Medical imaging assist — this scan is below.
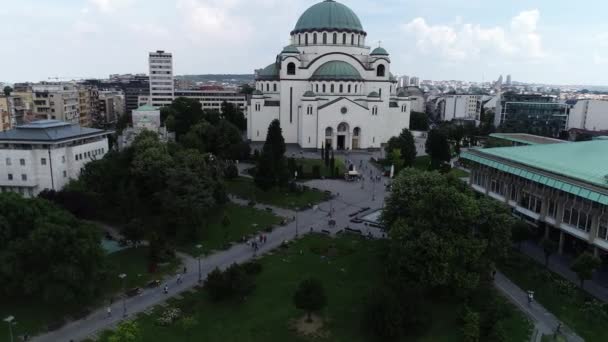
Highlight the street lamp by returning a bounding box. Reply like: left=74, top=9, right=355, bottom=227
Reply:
left=118, top=273, right=127, bottom=318
left=196, top=244, right=203, bottom=283
left=291, top=203, right=299, bottom=238
left=4, top=316, right=14, bottom=342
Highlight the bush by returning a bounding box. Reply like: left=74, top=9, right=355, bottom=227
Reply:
left=242, top=261, right=263, bottom=275
left=224, top=164, right=239, bottom=179
left=203, top=264, right=255, bottom=302
left=156, top=307, right=182, bottom=326
left=312, top=165, right=321, bottom=179
left=462, top=307, right=480, bottom=342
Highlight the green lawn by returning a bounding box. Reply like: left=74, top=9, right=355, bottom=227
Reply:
left=0, top=247, right=179, bottom=342
left=225, top=177, right=329, bottom=210
left=99, top=235, right=531, bottom=342
left=180, top=203, right=282, bottom=256
left=295, top=157, right=346, bottom=178
left=500, top=251, right=608, bottom=342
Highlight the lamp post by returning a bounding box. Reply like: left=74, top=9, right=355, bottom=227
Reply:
left=4, top=316, right=14, bottom=342
left=372, top=177, right=376, bottom=201
left=196, top=244, right=203, bottom=284
left=118, top=273, right=127, bottom=318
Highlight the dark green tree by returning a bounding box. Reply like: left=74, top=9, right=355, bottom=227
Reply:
left=409, top=111, right=429, bottom=131
left=462, top=308, right=480, bottom=342
left=425, top=129, right=451, bottom=169
left=293, top=277, right=327, bottom=322
left=109, top=321, right=141, bottom=342
left=254, top=120, right=287, bottom=190
left=571, top=252, right=602, bottom=287
left=122, top=218, right=145, bottom=247
left=165, top=97, right=205, bottom=140
left=221, top=101, right=246, bottom=131
left=3, top=86, right=12, bottom=96
left=330, top=151, right=335, bottom=177
left=540, top=238, right=558, bottom=267
left=239, top=84, right=255, bottom=95
left=325, top=145, right=330, bottom=167
left=398, top=128, right=417, bottom=167
left=511, top=221, right=532, bottom=251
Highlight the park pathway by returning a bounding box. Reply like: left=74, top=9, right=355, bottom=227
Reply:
left=33, top=153, right=387, bottom=342
left=494, top=271, right=584, bottom=342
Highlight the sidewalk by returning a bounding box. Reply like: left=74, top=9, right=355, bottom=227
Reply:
left=521, top=240, right=608, bottom=302
left=494, top=271, right=583, bottom=342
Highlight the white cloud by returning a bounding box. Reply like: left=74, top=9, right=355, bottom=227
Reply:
left=403, top=9, right=544, bottom=62
left=593, top=53, right=608, bottom=65
left=176, top=0, right=253, bottom=44
left=89, top=0, right=132, bottom=13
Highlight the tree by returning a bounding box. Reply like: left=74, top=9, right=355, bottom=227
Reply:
left=385, top=129, right=417, bottom=168
left=255, top=120, right=287, bottom=190
left=165, top=97, right=205, bottom=140
left=425, top=129, right=451, bottom=169
left=221, top=101, right=246, bottom=131
left=330, top=151, right=335, bottom=177
left=109, top=321, right=141, bottom=342
left=3, top=86, right=12, bottom=96
left=320, top=143, right=325, bottom=161
left=511, top=221, right=532, bottom=251
left=293, top=278, right=327, bottom=322
left=540, top=238, right=558, bottom=267
left=571, top=252, right=602, bottom=287
left=180, top=316, right=198, bottom=341
left=410, top=111, right=429, bottom=131
left=239, top=83, right=255, bottom=95
left=324, top=145, right=330, bottom=167
left=312, top=165, right=321, bottom=179
left=462, top=308, right=480, bottom=342
left=122, top=218, right=145, bottom=247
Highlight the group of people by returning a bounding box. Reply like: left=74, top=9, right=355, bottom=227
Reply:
left=249, top=234, right=268, bottom=254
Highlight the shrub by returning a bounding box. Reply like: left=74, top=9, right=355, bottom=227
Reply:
left=203, top=264, right=255, bottom=302
left=312, top=165, right=321, bottom=179
left=224, top=164, right=239, bottom=179
left=242, top=261, right=263, bottom=275
left=156, top=307, right=182, bottom=326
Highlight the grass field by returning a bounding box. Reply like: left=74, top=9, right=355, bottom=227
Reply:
left=99, top=235, right=531, bottom=342
left=295, top=157, right=346, bottom=178
left=500, top=251, right=608, bottom=342
left=180, top=203, right=282, bottom=256
left=225, top=177, right=329, bottom=210
left=0, top=247, right=180, bottom=342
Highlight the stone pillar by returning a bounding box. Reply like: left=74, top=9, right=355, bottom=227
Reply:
left=588, top=211, right=599, bottom=244
left=468, top=169, right=474, bottom=186
left=484, top=169, right=490, bottom=196
left=558, top=230, right=565, bottom=255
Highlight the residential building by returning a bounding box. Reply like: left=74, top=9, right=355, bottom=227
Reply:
left=31, top=83, right=80, bottom=123
left=506, top=74, right=512, bottom=86
left=0, top=96, right=10, bottom=131
left=462, top=140, right=608, bottom=256
left=10, top=84, right=35, bottom=125
left=0, top=120, right=111, bottom=197
left=174, top=88, right=247, bottom=112
left=98, top=91, right=125, bottom=123
left=78, top=85, right=99, bottom=127
left=567, top=100, right=608, bottom=131
left=410, top=77, right=420, bottom=87
left=247, top=0, right=410, bottom=150
left=494, top=93, right=569, bottom=136
left=436, top=94, right=482, bottom=122
left=82, top=75, right=149, bottom=114
left=148, top=50, right=174, bottom=107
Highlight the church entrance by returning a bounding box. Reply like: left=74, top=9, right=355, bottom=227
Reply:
left=352, top=127, right=361, bottom=149
left=337, top=136, right=346, bottom=150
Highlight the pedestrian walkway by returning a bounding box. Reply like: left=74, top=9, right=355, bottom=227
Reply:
left=494, top=271, right=583, bottom=342
left=521, top=240, right=608, bottom=303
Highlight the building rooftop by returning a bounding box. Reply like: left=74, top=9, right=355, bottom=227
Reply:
left=462, top=140, right=608, bottom=204
left=0, top=120, right=110, bottom=143
left=489, top=133, right=567, bottom=145
left=135, top=104, right=158, bottom=112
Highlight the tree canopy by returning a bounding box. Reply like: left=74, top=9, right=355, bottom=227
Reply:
left=255, top=120, right=288, bottom=190
left=293, top=277, right=327, bottom=322
left=410, top=111, right=429, bottom=131
left=425, top=129, right=451, bottom=168
left=384, top=128, right=417, bottom=170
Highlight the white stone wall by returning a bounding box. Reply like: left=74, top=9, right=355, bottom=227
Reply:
left=0, top=138, right=109, bottom=197
left=568, top=100, right=608, bottom=131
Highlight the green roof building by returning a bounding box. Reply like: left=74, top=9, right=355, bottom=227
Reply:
left=462, top=140, right=608, bottom=254
left=292, top=0, right=365, bottom=35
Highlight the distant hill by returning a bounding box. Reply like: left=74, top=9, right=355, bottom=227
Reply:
left=175, top=74, right=254, bottom=84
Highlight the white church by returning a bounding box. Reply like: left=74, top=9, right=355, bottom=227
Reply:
left=247, top=0, right=411, bottom=150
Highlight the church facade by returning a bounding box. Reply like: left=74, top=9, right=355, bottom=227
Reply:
left=247, top=0, right=411, bottom=150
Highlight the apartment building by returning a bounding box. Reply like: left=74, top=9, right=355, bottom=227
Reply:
left=78, top=86, right=99, bottom=127
left=494, top=93, right=569, bottom=135
left=31, top=83, right=80, bottom=123
left=0, top=96, right=10, bottom=131
left=173, top=88, right=247, bottom=112
left=567, top=99, right=608, bottom=132
left=435, top=94, right=482, bottom=122
left=148, top=50, right=174, bottom=107
left=98, top=91, right=125, bottom=123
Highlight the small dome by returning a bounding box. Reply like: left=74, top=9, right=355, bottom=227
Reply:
left=397, top=90, right=407, bottom=97
left=371, top=47, right=389, bottom=56
left=252, top=90, right=263, bottom=95
left=368, top=91, right=380, bottom=97
left=303, top=91, right=317, bottom=97
left=281, top=45, right=300, bottom=54
left=311, top=61, right=362, bottom=81
left=256, top=63, right=279, bottom=80
left=292, top=0, right=365, bottom=35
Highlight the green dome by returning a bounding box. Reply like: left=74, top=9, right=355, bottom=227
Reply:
left=252, top=90, right=263, bottom=95
left=292, top=0, right=365, bottom=35
left=368, top=91, right=380, bottom=97
left=310, top=61, right=362, bottom=81
left=303, top=91, right=317, bottom=97
left=256, top=63, right=279, bottom=80
left=282, top=45, right=300, bottom=54
left=370, top=47, right=389, bottom=56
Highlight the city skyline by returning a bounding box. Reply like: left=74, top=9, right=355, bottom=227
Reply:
left=2, top=0, right=608, bottom=85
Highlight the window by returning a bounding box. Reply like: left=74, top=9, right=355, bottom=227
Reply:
left=298, top=35, right=301, bottom=45
left=490, top=179, right=503, bottom=195
left=379, top=89, right=382, bottom=97
left=351, top=34, right=354, bottom=45
left=19, top=159, right=25, bottom=166
left=323, top=33, right=327, bottom=44
left=598, top=218, right=608, bottom=241
left=305, top=34, right=308, bottom=45
left=357, top=35, right=360, bottom=45
left=63, top=170, right=67, bottom=178
left=257, top=130, right=260, bottom=137
left=343, top=33, right=346, bottom=44
left=510, top=185, right=517, bottom=200
left=287, top=62, right=296, bottom=75
left=401, top=105, right=407, bottom=112
left=5, top=158, right=10, bottom=166
left=372, top=106, right=378, bottom=115
left=333, top=33, right=337, bottom=44
left=7, top=174, right=12, bottom=181
left=519, top=192, right=542, bottom=214
left=322, top=84, right=326, bottom=93
left=266, top=83, right=269, bottom=91
left=315, top=84, right=319, bottom=92
left=548, top=200, right=557, bottom=218
left=21, top=174, right=27, bottom=181
left=307, top=105, right=313, bottom=115
left=273, top=84, right=277, bottom=92
left=355, top=85, right=358, bottom=93
left=330, top=84, right=334, bottom=93
left=313, top=33, right=317, bottom=44
left=339, top=84, right=343, bottom=93
left=348, top=84, right=351, bottom=93
left=41, top=158, right=47, bottom=165
left=377, top=64, right=386, bottom=77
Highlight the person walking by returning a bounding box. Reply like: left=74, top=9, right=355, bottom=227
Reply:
left=183, top=266, right=187, bottom=274
left=177, top=273, right=182, bottom=284
left=164, top=284, right=169, bottom=294
left=106, top=306, right=112, bottom=318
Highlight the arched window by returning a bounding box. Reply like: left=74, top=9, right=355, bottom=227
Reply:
left=357, top=35, right=360, bottom=46
left=266, top=83, right=269, bottom=92
left=342, top=33, right=346, bottom=44
left=377, top=64, right=386, bottom=77
left=353, top=127, right=360, bottom=136
left=339, top=84, right=343, bottom=93
left=323, top=33, right=327, bottom=44
left=305, top=34, right=308, bottom=45
left=333, top=33, right=337, bottom=44
left=298, top=35, right=301, bottom=45
left=313, top=33, right=317, bottom=44
left=307, top=105, right=313, bottom=115
left=287, top=62, right=296, bottom=75
left=330, top=84, right=334, bottom=93
left=315, top=84, right=319, bottom=93
left=322, top=84, right=326, bottom=93
left=338, top=122, right=348, bottom=132
left=348, top=84, right=351, bottom=93
left=379, top=89, right=382, bottom=97
left=325, top=127, right=333, bottom=136
left=273, top=84, right=277, bottom=92
left=351, top=34, right=354, bottom=45
left=355, top=85, right=358, bottom=93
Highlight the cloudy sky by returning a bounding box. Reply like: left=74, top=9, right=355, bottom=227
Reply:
left=2, top=0, right=608, bottom=85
